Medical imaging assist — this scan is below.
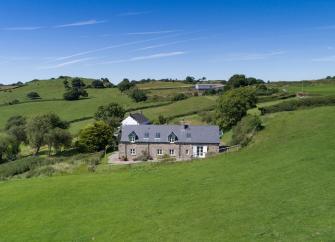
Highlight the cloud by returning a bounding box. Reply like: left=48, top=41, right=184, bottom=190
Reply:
left=51, top=33, right=188, bottom=62
left=54, top=19, right=107, bottom=28
left=117, top=11, right=151, bottom=16
left=312, top=55, right=335, bottom=62
left=38, top=57, right=95, bottom=69
left=221, top=51, right=286, bottom=61
left=2, top=26, right=43, bottom=31
left=126, top=30, right=180, bottom=35
left=133, top=37, right=206, bottom=51
left=96, top=51, right=186, bottom=65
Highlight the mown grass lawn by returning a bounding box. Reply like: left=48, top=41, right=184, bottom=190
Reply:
left=0, top=106, right=334, bottom=241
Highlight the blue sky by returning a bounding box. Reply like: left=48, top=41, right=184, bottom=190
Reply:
left=1, top=0, right=335, bottom=84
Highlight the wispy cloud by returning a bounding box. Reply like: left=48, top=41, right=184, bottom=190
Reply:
left=51, top=33, right=188, bottom=62
left=126, top=30, right=180, bottom=35
left=133, top=37, right=206, bottom=51
left=2, top=26, right=43, bottom=31
left=221, top=51, right=286, bottom=61
left=312, top=55, right=335, bottom=62
left=117, top=11, right=151, bottom=16
left=38, top=57, right=95, bottom=69
left=54, top=19, right=107, bottom=28
left=95, top=51, right=186, bottom=65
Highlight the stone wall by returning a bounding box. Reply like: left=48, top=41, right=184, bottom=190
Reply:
left=118, top=142, right=219, bottom=161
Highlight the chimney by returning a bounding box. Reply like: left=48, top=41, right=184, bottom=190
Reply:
left=184, top=124, right=189, bottom=129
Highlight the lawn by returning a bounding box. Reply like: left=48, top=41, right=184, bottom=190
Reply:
left=136, top=81, right=192, bottom=90
left=0, top=106, right=334, bottom=241
left=275, top=82, right=335, bottom=96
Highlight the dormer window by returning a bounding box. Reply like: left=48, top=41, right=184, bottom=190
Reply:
left=155, top=132, right=160, bottom=139
left=128, top=131, right=138, bottom=143
left=144, top=132, right=149, bottom=139
left=168, top=132, right=178, bottom=143
left=186, top=133, right=191, bottom=138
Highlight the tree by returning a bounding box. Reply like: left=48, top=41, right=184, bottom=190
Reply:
left=94, top=103, right=126, bottom=127
left=71, top=78, right=86, bottom=89
left=77, top=121, right=115, bottom=152
left=26, top=113, right=70, bottom=155
left=185, top=76, right=196, bottom=83
left=117, top=78, right=134, bottom=92
left=5, top=115, right=27, bottom=145
left=45, top=128, right=72, bottom=155
left=0, top=134, right=19, bottom=163
left=216, top=87, right=257, bottom=131
left=63, top=79, right=70, bottom=89
left=63, top=88, right=88, bottom=100
left=231, top=115, right=262, bottom=146
left=228, top=74, right=247, bottom=88
left=172, top=93, right=188, bottom=101
left=101, top=78, right=114, bottom=88
left=26, top=91, right=41, bottom=100
left=91, top=79, right=105, bottom=88
left=127, top=87, right=147, bottom=102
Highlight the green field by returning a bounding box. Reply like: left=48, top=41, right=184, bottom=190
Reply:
left=137, top=81, right=192, bottom=90
left=1, top=106, right=334, bottom=241
left=275, top=82, right=335, bottom=96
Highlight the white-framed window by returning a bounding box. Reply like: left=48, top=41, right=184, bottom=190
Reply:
left=157, top=149, right=163, bottom=155
left=155, top=132, right=160, bottom=139
left=185, top=149, right=189, bottom=155
left=130, top=136, right=135, bottom=143
left=169, top=149, right=175, bottom=156
left=130, top=148, right=136, bottom=156
left=168, top=136, right=175, bottom=143
left=144, top=132, right=149, bottom=139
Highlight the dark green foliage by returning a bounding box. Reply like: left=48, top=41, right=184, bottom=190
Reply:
left=0, top=134, right=19, bottom=163
left=101, top=78, right=114, bottom=88
left=227, top=74, right=264, bottom=89
left=199, top=111, right=214, bottom=124
left=259, top=96, right=335, bottom=115
left=71, top=78, right=86, bottom=89
left=63, top=88, right=88, bottom=100
left=127, top=87, right=148, bottom=102
left=231, top=115, right=263, bottom=146
left=63, top=80, right=70, bottom=89
left=91, top=80, right=105, bottom=88
left=94, top=103, right=125, bottom=127
left=26, top=113, right=70, bottom=155
left=45, top=128, right=72, bottom=155
left=77, top=121, right=115, bottom=152
left=172, top=93, right=188, bottom=101
left=26, top=91, right=41, bottom=100
left=185, top=76, right=196, bottom=83
left=118, top=78, right=134, bottom=92
left=5, top=115, right=26, bottom=130
left=216, top=87, right=257, bottom=130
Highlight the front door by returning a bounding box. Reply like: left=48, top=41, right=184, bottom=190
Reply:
left=197, top=146, right=204, bottom=158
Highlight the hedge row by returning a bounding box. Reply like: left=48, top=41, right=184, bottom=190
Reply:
left=259, top=96, right=335, bottom=115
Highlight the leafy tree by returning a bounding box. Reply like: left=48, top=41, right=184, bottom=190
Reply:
left=91, top=79, right=105, bottom=88
left=94, top=103, right=125, bottom=127
left=26, top=113, right=70, bottom=155
left=71, top=78, right=86, bottom=89
left=101, top=78, right=114, bottom=88
left=172, top=93, right=187, bottom=101
left=0, top=134, right=19, bottom=163
left=63, top=79, right=70, bottom=89
left=185, top=76, right=196, bottom=83
left=63, top=88, right=88, bottom=100
left=127, top=87, right=147, bottom=102
left=45, top=128, right=72, bottom=155
left=26, top=91, right=40, bottom=100
left=5, top=115, right=27, bottom=145
left=216, top=87, right=257, bottom=131
left=117, top=78, right=134, bottom=92
left=77, top=121, right=115, bottom=152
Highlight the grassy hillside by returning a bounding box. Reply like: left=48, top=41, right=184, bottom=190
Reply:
left=0, top=106, right=334, bottom=241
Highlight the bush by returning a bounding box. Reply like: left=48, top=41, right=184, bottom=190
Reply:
left=172, top=93, right=188, bottom=101
left=91, top=80, right=105, bottom=88
left=77, top=121, right=115, bottom=152
left=231, top=115, right=263, bottom=147
left=26, top=91, right=41, bottom=100
left=127, top=87, right=147, bottom=102
left=63, top=88, right=88, bottom=100
left=259, top=96, right=335, bottom=115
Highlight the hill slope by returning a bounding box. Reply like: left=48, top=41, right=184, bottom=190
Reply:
left=0, top=106, right=334, bottom=241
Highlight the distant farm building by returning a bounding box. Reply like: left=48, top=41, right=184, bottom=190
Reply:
left=194, top=83, right=225, bottom=91
left=121, top=112, right=151, bottom=126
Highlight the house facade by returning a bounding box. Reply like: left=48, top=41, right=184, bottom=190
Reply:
left=121, top=113, right=150, bottom=126
left=195, top=83, right=225, bottom=91
left=119, top=124, right=220, bottom=160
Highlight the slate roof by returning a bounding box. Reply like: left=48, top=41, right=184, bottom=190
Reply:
left=120, top=125, right=220, bottom=144
left=129, top=113, right=150, bottom=124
